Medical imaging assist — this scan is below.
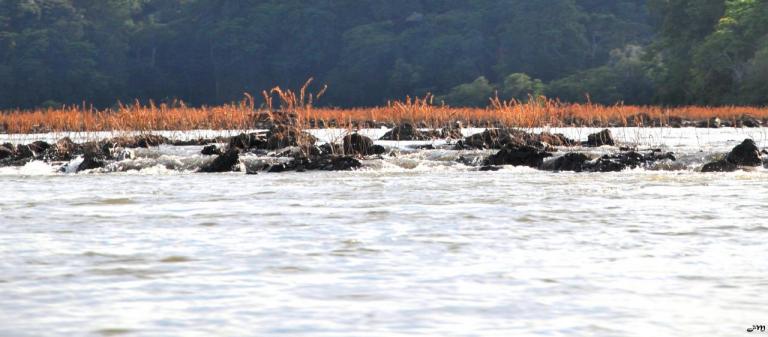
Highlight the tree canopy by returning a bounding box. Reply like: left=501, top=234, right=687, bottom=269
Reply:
left=0, top=0, right=765, bottom=109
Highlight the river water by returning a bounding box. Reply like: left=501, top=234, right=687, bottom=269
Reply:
left=1, top=128, right=767, bottom=337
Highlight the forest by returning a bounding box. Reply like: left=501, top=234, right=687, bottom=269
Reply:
left=0, top=0, right=766, bottom=109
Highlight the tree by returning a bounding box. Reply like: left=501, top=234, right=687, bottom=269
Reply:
left=440, top=76, right=494, bottom=107
left=501, top=73, right=544, bottom=101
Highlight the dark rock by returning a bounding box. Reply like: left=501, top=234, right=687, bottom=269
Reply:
left=411, top=144, right=435, bottom=150
left=440, top=127, right=464, bottom=139
left=229, top=132, right=266, bottom=150
left=28, top=141, right=51, bottom=156
left=701, top=160, right=737, bottom=173
left=302, top=155, right=362, bottom=171
left=538, top=132, right=575, bottom=146
left=479, top=166, right=501, bottom=171
left=459, top=128, right=575, bottom=150
left=0, top=143, right=14, bottom=160
left=459, top=128, right=527, bottom=149
left=726, top=139, right=762, bottom=166
left=264, top=125, right=317, bottom=149
left=199, top=149, right=240, bottom=173
left=112, top=134, right=169, bottom=148
left=325, top=156, right=362, bottom=171
left=584, top=151, right=676, bottom=172
left=318, top=143, right=343, bottom=155
left=171, top=138, right=221, bottom=146
left=343, top=133, right=374, bottom=155
left=485, top=144, right=552, bottom=168
left=48, top=137, right=81, bottom=161
left=740, top=115, right=761, bottom=128
left=668, top=116, right=684, bottom=128
left=201, top=145, right=222, bottom=156
left=267, top=163, right=288, bottom=173
left=585, top=129, right=615, bottom=147
left=15, top=144, right=34, bottom=159
left=549, top=153, right=590, bottom=172
left=367, top=145, right=387, bottom=155
left=77, top=145, right=108, bottom=172
left=379, top=123, right=431, bottom=141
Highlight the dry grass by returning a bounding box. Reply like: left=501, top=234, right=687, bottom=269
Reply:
left=1, top=93, right=768, bottom=134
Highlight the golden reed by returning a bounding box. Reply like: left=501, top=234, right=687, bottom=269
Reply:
left=1, top=90, right=767, bottom=133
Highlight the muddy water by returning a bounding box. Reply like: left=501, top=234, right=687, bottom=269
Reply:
left=1, top=128, right=767, bottom=336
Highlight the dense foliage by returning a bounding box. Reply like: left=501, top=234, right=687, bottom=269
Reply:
left=0, top=0, right=765, bottom=109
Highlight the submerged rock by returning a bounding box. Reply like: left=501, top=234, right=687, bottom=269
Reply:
left=199, top=148, right=240, bottom=173
left=585, top=129, right=615, bottom=147
left=701, top=160, right=737, bottom=173
left=701, top=139, right=762, bottom=172
left=479, top=165, right=502, bottom=171
left=485, top=144, right=552, bottom=168
left=313, top=156, right=362, bottom=171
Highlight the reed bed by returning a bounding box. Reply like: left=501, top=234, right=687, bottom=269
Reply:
left=2, top=93, right=768, bottom=134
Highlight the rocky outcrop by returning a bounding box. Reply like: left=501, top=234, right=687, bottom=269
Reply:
left=547, top=153, right=590, bottom=172
left=201, top=145, right=222, bottom=156
left=379, top=123, right=432, bottom=141
left=343, top=133, right=374, bottom=155
left=701, top=139, right=762, bottom=172
left=585, top=129, right=615, bottom=147
left=229, top=125, right=317, bottom=151
left=485, top=144, right=552, bottom=168
left=111, top=134, right=169, bottom=148
left=199, top=148, right=240, bottom=173
left=47, top=137, right=81, bottom=161
left=0, top=143, right=15, bottom=160
left=726, top=139, right=762, bottom=166
left=76, top=144, right=108, bottom=172
left=458, top=128, right=575, bottom=150
left=540, top=150, right=675, bottom=173
left=738, top=115, right=761, bottom=128
left=585, top=151, right=675, bottom=172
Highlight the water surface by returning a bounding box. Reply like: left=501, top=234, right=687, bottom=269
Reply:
left=1, top=128, right=767, bottom=336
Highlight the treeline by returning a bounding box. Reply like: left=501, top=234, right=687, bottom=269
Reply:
left=0, top=0, right=765, bottom=109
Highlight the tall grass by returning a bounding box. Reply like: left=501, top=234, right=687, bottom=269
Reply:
left=1, top=93, right=767, bottom=134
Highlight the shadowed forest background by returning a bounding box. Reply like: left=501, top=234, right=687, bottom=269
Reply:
left=0, top=0, right=766, bottom=109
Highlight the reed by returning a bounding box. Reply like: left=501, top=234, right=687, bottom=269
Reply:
left=1, top=94, right=767, bottom=134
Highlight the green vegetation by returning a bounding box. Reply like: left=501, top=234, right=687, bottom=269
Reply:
left=0, top=0, right=765, bottom=109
